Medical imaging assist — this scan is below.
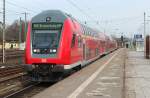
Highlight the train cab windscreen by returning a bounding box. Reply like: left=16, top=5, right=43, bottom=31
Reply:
left=31, top=23, right=63, bottom=54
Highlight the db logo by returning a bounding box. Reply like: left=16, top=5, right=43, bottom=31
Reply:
left=41, top=59, right=47, bottom=63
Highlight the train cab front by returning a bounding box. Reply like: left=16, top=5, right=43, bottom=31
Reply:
left=25, top=10, right=72, bottom=82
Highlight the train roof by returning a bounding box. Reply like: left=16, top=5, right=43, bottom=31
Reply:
left=32, top=10, right=68, bottom=23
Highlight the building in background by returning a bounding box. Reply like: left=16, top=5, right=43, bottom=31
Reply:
left=133, top=34, right=144, bottom=51
left=115, top=36, right=132, bottom=48
left=0, top=42, right=19, bottom=49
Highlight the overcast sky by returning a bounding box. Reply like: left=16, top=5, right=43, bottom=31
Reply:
left=0, top=0, right=150, bottom=37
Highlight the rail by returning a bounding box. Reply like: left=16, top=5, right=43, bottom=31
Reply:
left=0, top=66, right=24, bottom=77
left=0, top=50, right=24, bottom=59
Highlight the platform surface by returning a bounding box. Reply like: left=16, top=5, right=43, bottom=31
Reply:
left=125, top=51, right=150, bottom=98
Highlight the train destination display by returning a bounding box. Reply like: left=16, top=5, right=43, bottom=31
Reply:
left=32, top=23, right=62, bottom=30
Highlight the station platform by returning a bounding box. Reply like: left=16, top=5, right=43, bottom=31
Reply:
left=32, top=49, right=150, bottom=98
left=125, top=51, right=150, bottom=98
left=32, top=48, right=125, bottom=98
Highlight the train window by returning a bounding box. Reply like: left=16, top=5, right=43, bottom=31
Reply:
left=83, top=27, right=85, bottom=35
left=84, top=28, right=87, bottom=35
left=86, top=28, right=88, bottom=35
left=78, top=36, right=82, bottom=48
left=71, top=33, right=76, bottom=47
left=95, top=48, right=99, bottom=56
left=84, top=27, right=86, bottom=35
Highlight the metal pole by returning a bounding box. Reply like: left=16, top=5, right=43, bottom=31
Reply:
left=24, top=12, right=27, bottom=42
left=144, top=12, right=146, bottom=57
left=18, top=17, right=22, bottom=63
left=19, top=17, right=22, bottom=45
left=0, top=21, right=2, bottom=39
left=2, top=0, right=5, bottom=63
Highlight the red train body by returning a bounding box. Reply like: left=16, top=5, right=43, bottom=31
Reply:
left=25, top=10, right=117, bottom=82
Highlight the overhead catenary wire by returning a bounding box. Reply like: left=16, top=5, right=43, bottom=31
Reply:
left=72, top=0, right=99, bottom=22
left=5, top=9, right=25, bottom=15
left=0, top=0, right=38, bottom=24
left=0, top=0, right=48, bottom=20
left=65, top=0, right=105, bottom=31
left=9, top=0, right=44, bottom=12
left=1, top=9, right=32, bottom=19
left=71, top=0, right=143, bottom=32
left=66, top=0, right=116, bottom=32
left=82, top=15, right=142, bottom=23
left=5, top=0, right=38, bottom=14
left=65, top=0, right=94, bottom=21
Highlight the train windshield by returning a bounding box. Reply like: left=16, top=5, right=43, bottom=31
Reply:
left=32, top=30, right=60, bottom=49
left=32, top=23, right=62, bottom=49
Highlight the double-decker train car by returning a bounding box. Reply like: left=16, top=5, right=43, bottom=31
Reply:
left=25, top=10, right=117, bottom=82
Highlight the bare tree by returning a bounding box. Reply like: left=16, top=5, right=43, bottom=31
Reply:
left=4, top=20, right=27, bottom=42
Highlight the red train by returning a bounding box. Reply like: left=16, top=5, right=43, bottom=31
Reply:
left=25, top=10, right=117, bottom=82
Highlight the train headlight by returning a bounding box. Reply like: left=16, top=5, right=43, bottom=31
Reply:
left=53, top=49, right=56, bottom=52
left=33, top=49, right=37, bottom=52
left=33, top=49, right=40, bottom=53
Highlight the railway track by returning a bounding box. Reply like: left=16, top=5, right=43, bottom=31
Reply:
left=2, top=82, right=53, bottom=98
left=0, top=50, right=24, bottom=59
left=0, top=65, right=33, bottom=98
left=0, top=66, right=24, bottom=78
left=0, top=50, right=24, bottom=63
left=0, top=50, right=24, bottom=55
left=2, top=83, right=39, bottom=98
left=0, top=66, right=53, bottom=98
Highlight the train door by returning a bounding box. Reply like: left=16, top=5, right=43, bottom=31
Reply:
left=82, top=38, right=86, bottom=61
left=83, top=44, right=86, bottom=60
